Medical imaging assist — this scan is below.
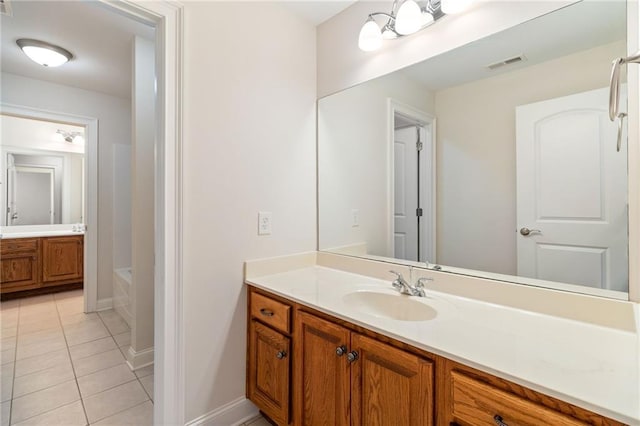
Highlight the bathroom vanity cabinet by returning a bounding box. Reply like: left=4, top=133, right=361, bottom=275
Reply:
left=1, top=235, right=83, bottom=297
left=246, top=285, right=625, bottom=426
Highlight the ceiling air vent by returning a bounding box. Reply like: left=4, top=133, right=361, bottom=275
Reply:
left=487, top=54, right=527, bottom=71
left=0, top=0, right=12, bottom=16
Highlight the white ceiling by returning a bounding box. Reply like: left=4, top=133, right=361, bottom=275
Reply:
left=400, top=1, right=626, bottom=90
left=1, top=1, right=154, bottom=99
left=280, top=1, right=357, bottom=25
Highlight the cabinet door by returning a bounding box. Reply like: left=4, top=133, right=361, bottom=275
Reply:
left=351, top=334, right=434, bottom=426
left=42, top=236, right=83, bottom=283
left=0, top=252, right=40, bottom=293
left=294, top=311, right=351, bottom=426
left=248, top=319, right=291, bottom=425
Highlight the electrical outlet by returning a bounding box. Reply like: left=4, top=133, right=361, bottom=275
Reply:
left=352, top=209, right=359, bottom=227
left=258, top=211, right=272, bottom=235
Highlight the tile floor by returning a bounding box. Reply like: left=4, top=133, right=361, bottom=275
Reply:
left=1, top=290, right=153, bottom=425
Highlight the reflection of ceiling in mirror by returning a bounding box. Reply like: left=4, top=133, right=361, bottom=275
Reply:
left=400, top=1, right=626, bottom=90
left=0, top=114, right=85, bottom=154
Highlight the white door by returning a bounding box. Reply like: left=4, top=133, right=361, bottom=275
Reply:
left=9, top=166, right=55, bottom=225
left=516, top=87, right=628, bottom=291
left=394, top=126, right=419, bottom=261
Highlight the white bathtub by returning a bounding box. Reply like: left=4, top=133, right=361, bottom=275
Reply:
left=113, top=267, right=132, bottom=327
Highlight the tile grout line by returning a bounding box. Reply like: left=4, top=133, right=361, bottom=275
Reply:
left=87, top=398, right=151, bottom=426
left=53, top=294, right=90, bottom=426
left=7, top=298, right=22, bottom=426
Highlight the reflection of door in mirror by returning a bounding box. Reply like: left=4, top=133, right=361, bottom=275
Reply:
left=516, top=87, right=628, bottom=292
left=393, top=116, right=434, bottom=263
left=8, top=164, right=55, bottom=225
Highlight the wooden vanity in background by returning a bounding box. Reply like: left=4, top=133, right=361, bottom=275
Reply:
left=246, top=285, right=625, bottom=426
left=1, top=235, right=84, bottom=299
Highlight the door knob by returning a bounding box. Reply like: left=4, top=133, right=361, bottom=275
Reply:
left=346, top=351, right=359, bottom=363
left=519, top=227, right=541, bottom=236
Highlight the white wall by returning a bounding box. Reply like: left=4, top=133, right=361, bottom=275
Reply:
left=434, top=40, right=625, bottom=275
left=181, top=2, right=316, bottom=422
left=112, top=143, right=131, bottom=269
left=1, top=72, right=131, bottom=302
left=318, top=72, right=433, bottom=256
left=130, top=36, right=155, bottom=361
left=317, top=1, right=577, bottom=97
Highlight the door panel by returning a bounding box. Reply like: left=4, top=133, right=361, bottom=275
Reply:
left=294, top=311, right=350, bottom=426
left=351, top=334, right=433, bottom=426
left=394, top=127, right=419, bottom=262
left=516, top=87, right=627, bottom=291
left=42, top=236, right=83, bottom=283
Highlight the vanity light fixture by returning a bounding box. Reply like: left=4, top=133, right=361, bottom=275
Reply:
left=55, top=129, right=84, bottom=144
left=358, top=0, right=474, bottom=52
left=16, top=39, right=73, bottom=67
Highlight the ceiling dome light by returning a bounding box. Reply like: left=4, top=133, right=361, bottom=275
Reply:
left=441, top=0, right=475, bottom=15
left=16, top=39, right=73, bottom=67
left=358, top=17, right=383, bottom=52
left=395, top=0, right=422, bottom=35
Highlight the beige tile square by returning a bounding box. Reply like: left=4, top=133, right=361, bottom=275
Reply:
left=112, top=331, right=130, bottom=348
left=68, top=337, right=116, bottom=362
left=97, top=311, right=129, bottom=335
left=1, top=336, right=16, bottom=352
left=55, top=300, right=84, bottom=317
left=14, top=349, right=70, bottom=378
left=1, top=327, right=17, bottom=339
left=73, top=349, right=124, bottom=377
left=10, top=380, right=79, bottom=424
left=19, top=295, right=54, bottom=307
left=64, top=324, right=109, bottom=347
left=16, top=321, right=60, bottom=337
left=1, top=349, right=14, bottom=366
left=60, top=312, right=99, bottom=327
left=139, top=374, right=153, bottom=400
left=13, top=362, right=75, bottom=398
left=53, top=290, right=83, bottom=301
left=92, top=400, right=152, bottom=426
left=11, top=400, right=86, bottom=426
left=77, top=364, right=136, bottom=398
left=17, top=329, right=64, bottom=347
left=133, top=365, right=153, bottom=379
left=1, top=400, right=10, bottom=426
left=1, top=299, right=19, bottom=309
left=15, top=336, right=66, bottom=360
left=82, top=380, right=148, bottom=423
left=1, top=365, right=12, bottom=402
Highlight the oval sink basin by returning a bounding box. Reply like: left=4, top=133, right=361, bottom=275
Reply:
left=342, top=291, right=437, bottom=322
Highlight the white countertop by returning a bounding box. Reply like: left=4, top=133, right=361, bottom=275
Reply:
left=246, top=265, right=640, bottom=425
left=1, top=230, right=84, bottom=239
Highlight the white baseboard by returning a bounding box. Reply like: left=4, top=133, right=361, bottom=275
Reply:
left=96, top=297, right=113, bottom=311
left=185, top=397, right=258, bottom=426
left=125, top=346, right=154, bottom=370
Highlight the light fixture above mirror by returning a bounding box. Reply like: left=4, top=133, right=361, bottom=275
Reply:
left=16, top=38, right=73, bottom=67
left=358, top=0, right=475, bottom=52
left=55, top=129, right=84, bottom=144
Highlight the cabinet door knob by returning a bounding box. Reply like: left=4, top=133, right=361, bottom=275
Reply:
left=259, top=308, right=274, bottom=317
left=494, top=415, right=508, bottom=426
left=336, top=345, right=347, bottom=356
left=346, top=350, right=359, bottom=363
left=276, top=350, right=287, bottom=360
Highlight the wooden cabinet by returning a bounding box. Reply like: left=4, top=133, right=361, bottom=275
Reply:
left=42, top=236, right=83, bottom=284
left=246, top=286, right=625, bottom=426
left=1, top=235, right=83, bottom=296
left=0, top=238, right=40, bottom=293
left=294, top=311, right=350, bottom=426
left=247, top=290, right=293, bottom=425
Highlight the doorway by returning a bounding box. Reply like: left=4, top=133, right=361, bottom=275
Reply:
left=389, top=99, right=436, bottom=264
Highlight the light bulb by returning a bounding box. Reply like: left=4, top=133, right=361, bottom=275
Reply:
left=419, top=11, right=434, bottom=27
left=395, top=0, right=422, bottom=35
left=53, top=132, right=65, bottom=143
left=73, top=134, right=85, bottom=144
left=441, top=0, right=475, bottom=14
left=358, top=18, right=382, bottom=52
left=382, top=28, right=397, bottom=40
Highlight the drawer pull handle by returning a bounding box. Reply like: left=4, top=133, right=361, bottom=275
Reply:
left=494, top=415, right=508, bottom=426
left=276, top=350, right=287, bottom=359
left=336, top=345, right=347, bottom=356
left=259, top=308, right=274, bottom=317
left=347, top=350, right=359, bottom=363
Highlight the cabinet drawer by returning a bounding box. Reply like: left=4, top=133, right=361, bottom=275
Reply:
left=1, top=238, right=38, bottom=254
left=250, top=291, right=291, bottom=333
left=451, top=371, right=585, bottom=426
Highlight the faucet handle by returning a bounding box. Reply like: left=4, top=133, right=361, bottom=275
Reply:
left=389, top=270, right=402, bottom=279
left=415, top=277, right=433, bottom=288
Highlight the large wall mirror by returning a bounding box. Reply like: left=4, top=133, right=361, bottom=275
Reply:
left=1, top=114, right=85, bottom=227
left=318, top=1, right=630, bottom=299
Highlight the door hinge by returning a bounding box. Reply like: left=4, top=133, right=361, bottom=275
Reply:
left=416, top=208, right=423, bottom=217
left=416, top=141, right=423, bottom=151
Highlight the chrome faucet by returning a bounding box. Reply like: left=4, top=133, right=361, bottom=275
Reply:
left=389, top=271, right=431, bottom=297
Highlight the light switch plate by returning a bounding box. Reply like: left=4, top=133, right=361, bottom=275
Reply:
left=351, top=209, right=359, bottom=227
left=258, top=211, right=272, bottom=235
